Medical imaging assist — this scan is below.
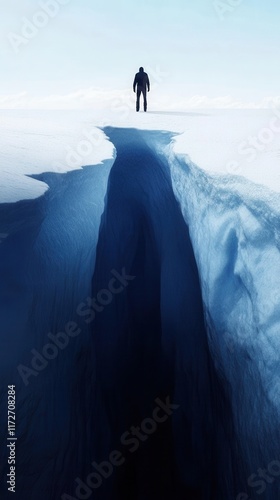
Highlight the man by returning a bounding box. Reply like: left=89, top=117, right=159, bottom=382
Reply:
left=133, top=67, right=150, bottom=112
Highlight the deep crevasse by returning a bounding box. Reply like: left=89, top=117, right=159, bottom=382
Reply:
left=1, top=125, right=279, bottom=500
left=90, top=127, right=238, bottom=500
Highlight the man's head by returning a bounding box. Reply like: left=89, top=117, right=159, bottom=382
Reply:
left=139, top=67, right=144, bottom=72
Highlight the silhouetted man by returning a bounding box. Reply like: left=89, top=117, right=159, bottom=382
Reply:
left=133, top=67, right=150, bottom=112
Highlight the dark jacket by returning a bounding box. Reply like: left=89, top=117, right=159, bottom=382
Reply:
left=133, top=70, right=150, bottom=92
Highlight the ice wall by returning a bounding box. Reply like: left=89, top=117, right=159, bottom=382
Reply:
left=170, top=147, right=280, bottom=499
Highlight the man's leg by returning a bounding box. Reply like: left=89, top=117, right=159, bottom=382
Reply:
left=136, top=88, right=141, bottom=112
left=143, top=89, right=147, bottom=112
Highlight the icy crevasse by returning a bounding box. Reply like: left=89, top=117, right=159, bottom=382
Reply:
left=1, top=123, right=279, bottom=500
left=89, top=127, right=239, bottom=500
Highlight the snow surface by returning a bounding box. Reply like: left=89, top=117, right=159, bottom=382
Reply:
left=0, top=110, right=114, bottom=202
left=1, top=109, right=280, bottom=203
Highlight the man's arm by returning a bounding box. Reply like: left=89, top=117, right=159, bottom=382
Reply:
left=133, top=74, right=137, bottom=92
left=146, top=74, right=150, bottom=92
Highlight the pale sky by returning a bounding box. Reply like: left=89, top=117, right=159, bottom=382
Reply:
left=0, top=0, right=280, bottom=109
